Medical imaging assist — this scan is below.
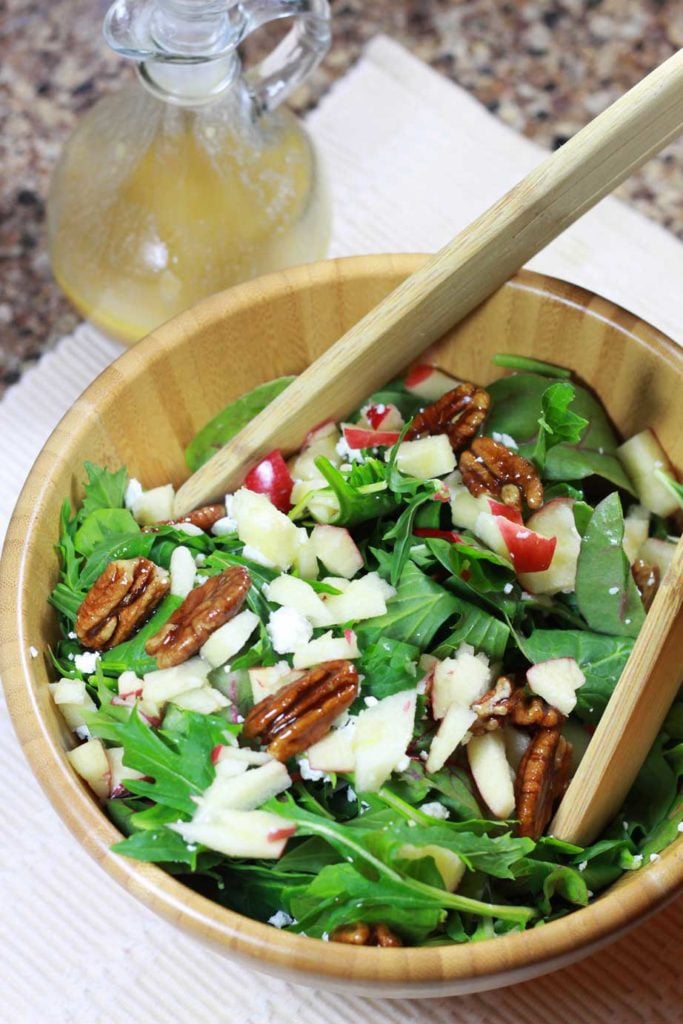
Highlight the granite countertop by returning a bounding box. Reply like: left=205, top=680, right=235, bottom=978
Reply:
left=1, top=0, right=681, bottom=397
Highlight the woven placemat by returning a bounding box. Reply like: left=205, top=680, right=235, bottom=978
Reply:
left=1, top=36, right=681, bottom=1024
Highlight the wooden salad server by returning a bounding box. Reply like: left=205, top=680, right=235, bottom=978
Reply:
left=173, top=50, right=683, bottom=847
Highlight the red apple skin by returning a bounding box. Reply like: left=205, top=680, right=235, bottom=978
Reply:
left=496, top=516, right=557, bottom=572
left=404, top=364, right=434, bottom=388
left=413, top=527, right=463, bottom=543
left=342, top=425, right=401, bottom=449
left=303, top=419, right=337, bottom=448
left=268, top=824, right=297, bottom=843
left=487, top=499, right=524, bottom=525
left=244, top=450, right=294, bottom=512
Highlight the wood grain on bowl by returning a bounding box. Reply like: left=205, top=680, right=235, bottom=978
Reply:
left=0, top=256, right=681, bottom=996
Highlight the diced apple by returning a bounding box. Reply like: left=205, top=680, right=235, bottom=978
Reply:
left=517, top=499, right=580, bottom=594
left=342, top=424, right=401, bottom=450
left=67, top=738, right=111, bottom=800
left=450, top=485, right=492, bottom=531
left=194, top=759, right=292, bottom=821
left=171, top=809, right=296, bottom=859
left=353, top=689, right=417, bottom=792
left=171, top=686, right=231, bottom=714
left=426, top=704, right=477, bottom=773
left=199, top=609, right=260, bottom=668
left=244, top=450, right=294, bottom=513
left=395, top=436, right=456, bottom=480
left=311, top=524, right=363, bottom=579
left=106, top=746, right=145, bottom=797
left=467, top=731, right=515, bottom=819
left=431, top=647, right=492, bottom=720
left=265, top=574, right=332, bottom=627
left=404, top=364, right=460, bottom=400
left=142, top=657, right=210, bottom=703
left=117, top=670, right=143, bottom=698
left=170, top=545, right=197, bottom=598
left=398, top=843, right=465, bottom=892
left=503, top=726, right=532, bottom=772
left=622, top=506, right=650, bottom=564
left=323, top=572, right=395, bottom=625
left=231, top=487, right=300, bottom=570
left=638, top=537, right=677, bottom=578
left=617, top=429, right=679, bottom=516
left=292, top=630, right=360, bottom=669
left=249, top=663, right=305, bottom=703
left=321, top=576, right=351, bottom=592
left=293, top=527, right=319, bottom=579
left=307, top=719, right=357, bottom=773
left=475, top=512, right=555, bottom=573
left=360, top=403, right=404, bottom=431
left=131, top=484, right=175, bottom=526
left=49, top=679, right=97, bottom=735
left=526, top=658, right=585, bottom=716
left=217, top=747, right=273, bottom=767
left=290, top=426, right=342, bottom=481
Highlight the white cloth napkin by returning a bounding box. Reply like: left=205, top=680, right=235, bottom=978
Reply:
left=1, top=36, right=681, bottom=1024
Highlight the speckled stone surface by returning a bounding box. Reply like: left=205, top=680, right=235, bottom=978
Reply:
left=1, top=0, right=681, bottom=396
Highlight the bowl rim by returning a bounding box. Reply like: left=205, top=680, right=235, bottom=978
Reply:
left=1, top=255, right=681, bottom=993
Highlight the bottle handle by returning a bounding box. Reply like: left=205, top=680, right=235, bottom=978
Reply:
left=239, top=0, right=331, bottom=113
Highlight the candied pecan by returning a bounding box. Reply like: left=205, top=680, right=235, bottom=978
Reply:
left=404, top=383, right=490, bottom=452
left=243, top=660, right=359, bottom=761
left=459, top=436, right=543, bottom=510
left=76, top=558, right=170, bottom=650
left=145, top=566, right=251, bottom=668
left=515, top=727, right=572, bottom=840
left=330, top=922, right=403, bottom=947
left=632, top=559, right=660, bottom=611
left=470, top=677, right=563, bottom=734
left=164, top=504, right=226, bottom=531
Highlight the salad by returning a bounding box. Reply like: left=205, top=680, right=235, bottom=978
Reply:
left=49, top=355, right=682, bottom=947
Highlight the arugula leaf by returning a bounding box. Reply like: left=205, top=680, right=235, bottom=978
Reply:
left=78, top=533, right=157, bottom=590
left=78, top=463, right=128, bottom=521
left=88, top=705, right=218, bottom=815
left=100, top=594, right=184, bottom=676
left=532, top=382, right=588, bottom=469
left=492, top=354, right=572, bottom=379
left=356, top=561, right=460, bottom=650
left=487, top=373, right=633, bottom=490
left=617, top=735, right=678, bottom=834
left=383, top=491, right=440, bottom=585
left=74, top=508, right=140, bottom=557
left=575, top=494, right=645, bottom=638
left=112, top=826, right=200, bottom=867
left=185, top=376, right=295, bottom=472
left=312, top=456, right=399, bottom=526
left=358, top=637, right=419, bottom=699
left=520, top=628, right=634, bottom=724
left=433, top=598, right=510, bottom=661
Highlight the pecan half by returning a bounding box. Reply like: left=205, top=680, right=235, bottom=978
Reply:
left=404, top=383, right=490, bottom=452
left=632, top=559, right=660, bottom=611
left=470, top=676, right=564, bottom=734
left=76, top=558, right=170, bottom=650
left=514, top=727, right=572, bottom=839
left=459, top=436, right=543, bottom=510
left=242, top=660, right=359, bottom=762
left=145, top=565, right=251, bottom=668
left=330, top=922, right=403, bottom=947
left=164, top=504, right=226, bottom=531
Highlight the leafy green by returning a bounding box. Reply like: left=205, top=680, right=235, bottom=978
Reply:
left=433, top=601, right=510, bottom=661
left=575, top=494, right=645, bottom=638
left=74, top=508, right=140, bottom=557
left=112, top=826, right=200, bottom=867
left=185, top=376, right=295, bottom=472
left=312, top=456, right=399, bottom=526
left=78, top=463, right=128, bottom=521
left=358, top=637, right=419, bottom=699
left=491, top=354, right=572, bottom=379
left=531, top=382, right=588, bottom=469
left=356, top=561, right=459, bottom=650
left=100, top=595, right=184, bottom=676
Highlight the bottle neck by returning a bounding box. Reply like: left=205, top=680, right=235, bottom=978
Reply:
left=138, top=52, right=242, bottom=106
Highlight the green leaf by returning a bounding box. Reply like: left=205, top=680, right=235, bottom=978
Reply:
left=654, top=470, right=683, bottom=509
left=112, top=826, right=199, bottom=867
left=383, top=491, right=440, bottom=585
left=575, top=494, right=645, bottom=638
left=619, top=736, right=677, bottom=834
left=78, top=532, right=157, bottom=590
left=100, top=594, right=184, bottom=676
left=78, top=463, right=128, bottom=521
left=185, top=376, right=295, bottom=472
left=313, top=456, right=399, bottom=526
left=356, top=561, right=460, bottom=650
left=520, top=628, right=634, bottom=725
left=74, top=508, right=140, bottom=557
left=358, top=637, right=419, bottom=699
left=433, top=599, right=510, bottom=661
left=532, top=382, right=588, bottom=469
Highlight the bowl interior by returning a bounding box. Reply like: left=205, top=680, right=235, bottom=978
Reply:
left=1, top=255, right=682, bottom=996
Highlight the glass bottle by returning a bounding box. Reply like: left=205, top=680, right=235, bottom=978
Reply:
left=47, top=0, right=331, bottom=344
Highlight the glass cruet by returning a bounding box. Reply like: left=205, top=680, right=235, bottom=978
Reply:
left=47, top=0, right=332, bottom=344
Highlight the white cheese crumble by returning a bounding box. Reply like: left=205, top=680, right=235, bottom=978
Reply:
left=608, top=586, right=619, bottom=595
left=268, top=910, right=295, bottom=929
left=267, top=606, right=313, bottom=654
left=124, top=478, right=143, bottom=509
left=298, top=756, right=330, bottom=783
left=577, top=860, right=587, bottom=872
left=346, top=786, right=357, bottom=802
left=503, top=582, right=514, bottom=594
left=631, top=854, right=643, bottom=868
left=491, top=431, right=518, bottom=450
left=336, top=435, right=365, bottom=463
left=649, top=853, right=661, bottom=863
left=678, top=822, right=683, bottom=833
left=211, top=516, right=238, bottom=536
left=363, top=695, right=379, bottom=707
left=420, top=801, right=450, bottom=821
left=74, top=651, right=100, bottom=674
left=395, top=754, right=410, bottom=773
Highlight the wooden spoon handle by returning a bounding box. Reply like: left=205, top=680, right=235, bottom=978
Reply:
left=552, top=537, right=683, bottom=846
left=174, top=49, right=683, bottom=516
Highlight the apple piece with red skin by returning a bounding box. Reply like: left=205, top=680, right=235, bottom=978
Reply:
left=431, top=650, right=491, bottom=720
left=342, top=424, right=401, bottom=450
left=193, top=759, right=292, bottom=822
left=290, top=423, right=342, bottom=481
left=244, top=450, right=294, bottom=513
left=475, top=511, right=556, bottom=573
left=311, top=524, right=364, bottom=578
left=404, top=364, right=461, bottom=400
left=303, top=419, right=337, bottom=448
left=622, top=505, right=650, bottom=564
left=106, top=746, right=146, bottom=798
left=516, top=498, right=581, bottom=594
left=449, top=485, right=523, bottom=532
left=361, top=402, right=405, bottom=431
left=413, top=527, right=463, bottom=544
left=171, top=809, right=296, bottom=859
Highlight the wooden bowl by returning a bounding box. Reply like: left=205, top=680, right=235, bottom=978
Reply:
left=1, top=256, right=681, bottom=997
